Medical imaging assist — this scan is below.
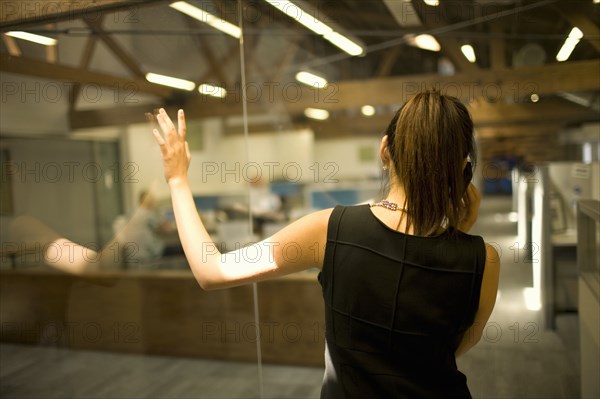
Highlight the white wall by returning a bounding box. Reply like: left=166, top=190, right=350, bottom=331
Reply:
left=115, top=117, right=390, bottom=211
left=314, top=137, right=381, bottom=182
left=118, top=118, right=317, bottom=212
left=246, top=128, right=315, bottom=183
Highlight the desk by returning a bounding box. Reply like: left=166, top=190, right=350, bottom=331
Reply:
left=0, top=266, right=325, bottom=366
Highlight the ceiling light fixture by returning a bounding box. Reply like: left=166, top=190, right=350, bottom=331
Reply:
left=199, top=83, right=227, bottom=98
left=304, top=108, right=330, bottom=120
left=361, top=105, right=376, bottom=116
left=322, top=31, right=364, bottom=56
left=460, top=44, right=476, bottom=63
left=405, top=34, right=441, bottom=52
left=295, top=71, right=328, bottom=88
left=423, top=0, right=440, bottom=6
left=145, top=72, right=196, bottom=91
left=264, top=0, right=364, bottom=56
left=170, top=1, right=241, bottom=39
left=556, top=27, right=583, bottom=62
left=5, top=31, right=57, bottom=46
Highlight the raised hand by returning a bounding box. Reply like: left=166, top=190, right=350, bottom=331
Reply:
left=151, top=108, right=191, bottom=184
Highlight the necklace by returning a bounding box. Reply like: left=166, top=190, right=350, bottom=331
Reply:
left=370, top=199, right=409, bottom=212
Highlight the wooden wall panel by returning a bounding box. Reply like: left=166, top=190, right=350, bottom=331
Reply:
left=0, top=270, right=326, bottom=367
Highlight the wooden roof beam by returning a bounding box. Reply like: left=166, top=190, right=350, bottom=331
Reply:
left=68, top=58, right=600, bottom=129
left=184, top=18, right=229, bottom=89
left=0, top=0, right=168, bottom=30
left=69, top=96, right=600, bottom=132
left=489, top=25, right=506, bottom=70
left=376, top=45, right=401, bottom=77
left=0, top=54, right=171, bottom=97
left=1, top=33, right=21, bottom=56
left=475, top=123, right=562, bottom=139
left=70, top=34, right=100, bottom=110
left=470, top=98, right=599, bottom=127
left=45, top=23, right=57, bottom=64
left=84, top=19, right=144, bottom=78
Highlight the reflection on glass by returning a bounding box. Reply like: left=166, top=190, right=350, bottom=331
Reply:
left=0, top=2, right=266, bottom=398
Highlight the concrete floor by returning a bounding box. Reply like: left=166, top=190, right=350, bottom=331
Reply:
left=0, top=195, right=581, bottom=398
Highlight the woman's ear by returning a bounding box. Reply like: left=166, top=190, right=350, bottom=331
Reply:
left=380, top=135, right=390, bottom=167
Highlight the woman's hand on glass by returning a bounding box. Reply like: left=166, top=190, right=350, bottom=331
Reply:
left=458, top=183, right=481, bottom=232
left=151, top=108, right=191, bottom=184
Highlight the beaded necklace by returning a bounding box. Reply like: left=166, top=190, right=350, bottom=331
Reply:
left=369, top=199, right=409, bottom=212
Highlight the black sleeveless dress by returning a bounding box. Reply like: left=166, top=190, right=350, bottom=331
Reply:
left=318, top=205, right=487, bottom=398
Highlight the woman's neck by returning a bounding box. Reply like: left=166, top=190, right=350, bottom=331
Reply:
left=384, top=185, right=407, bottom=207
left=381, top=185, right=447, bottom=236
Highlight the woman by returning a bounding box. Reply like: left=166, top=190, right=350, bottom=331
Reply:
left=152, top=90, right=500, bottom=398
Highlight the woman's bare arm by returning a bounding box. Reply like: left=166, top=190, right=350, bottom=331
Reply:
left=455, top=243, right=501, bottom=357
left=153, top=108, right=332, bottom=290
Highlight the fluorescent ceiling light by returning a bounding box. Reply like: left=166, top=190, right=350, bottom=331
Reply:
left=460, top=44, right=476, bottom=63
left=199, top=83, right=227, bottom=98
left=5, top=31, right=57, bottom=46
left=304, top=108, right=329, bottom=120
left=267, top=0, right=332, bottom=35
left=361, top=105, right=375, bottom=116
left=323, top=31, right=364, bottom=56
left=170, top=1, right=241, bottom=39
left=146, top=72, right=195, bottom=91
left=423, top=0, right=440, bottom=5
left=556, top=27, right=583, bottom=62
left=295, top=71, right=328, bottom=88
left=405, top=34, right=440, bottom=52
left=264, top=0, right=364, bottom=56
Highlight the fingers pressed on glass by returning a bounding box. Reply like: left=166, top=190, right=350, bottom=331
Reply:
left=156, top=112, right=170, bottom=137
left=178, top=109, right=186, bottom=138
left=161, top=108, right=176, bottom=132
left=162, top=110, right=180, bottom=145
left=152, top=129, right=166, bottom=148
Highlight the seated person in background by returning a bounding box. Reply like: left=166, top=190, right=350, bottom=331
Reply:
left=118, top=190, right=173, bottom=262
left=249, top=175, right=282, bottom=216
left=249, top=174, right=285, bottom=236
left=228, top=173, right=285, bottom=236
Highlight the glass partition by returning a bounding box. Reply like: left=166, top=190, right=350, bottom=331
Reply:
left=236, top=1, right=388, bottom=396
left=4, top=1, right=597, bottom=398
left=0, top=2, right=264, bottom=398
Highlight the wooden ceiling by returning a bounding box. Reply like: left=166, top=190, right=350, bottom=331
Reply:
left=1, top=0, right=599, bottom=162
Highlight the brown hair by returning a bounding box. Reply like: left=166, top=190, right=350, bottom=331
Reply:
left=385, top=90, right=476, bottom=236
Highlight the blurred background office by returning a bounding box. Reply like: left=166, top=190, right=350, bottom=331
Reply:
left=0, top=0, right=599, bottom=398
